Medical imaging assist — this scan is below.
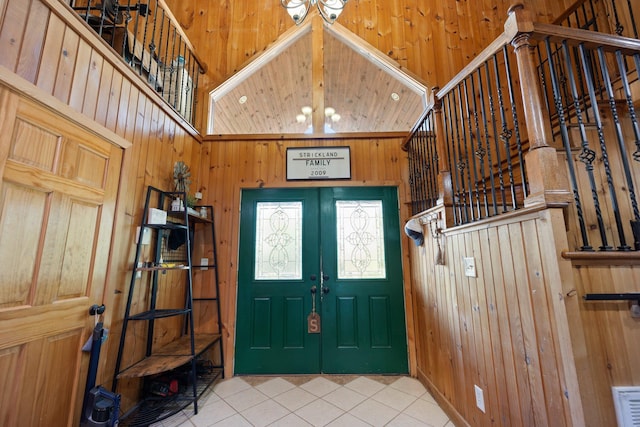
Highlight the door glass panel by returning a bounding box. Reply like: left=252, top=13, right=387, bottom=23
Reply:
left=255, top=201, right=303, bottom=280
left=336, top=200, right=386, bottom=279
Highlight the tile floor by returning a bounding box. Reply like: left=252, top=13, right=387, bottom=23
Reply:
left=153, top=375, right=452, bottom=427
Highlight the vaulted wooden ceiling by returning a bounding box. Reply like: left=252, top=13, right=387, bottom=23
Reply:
left=206, top=13, right=428, bottom=135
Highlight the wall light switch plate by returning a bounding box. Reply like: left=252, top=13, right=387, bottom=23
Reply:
left=474, top=385, right=485, bottom=413
left=464, top=257, right=476, bottom=277
left=194, top=192, right=203, bottom=200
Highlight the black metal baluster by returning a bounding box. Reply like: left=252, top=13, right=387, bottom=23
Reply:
left=619, top=52, right=640, bottom=249
left=423, top=120, right=432, bottom=211
left=429, top=114, right=440, bottom=207
left=177, top=36, right=188, bottom=114
left=161, top=10, right=170, bottom=99
left=131, top=0, right=142, bottom=75
left=98, top=1, right=107, bottom=37
left=588, top=0, right=599, bottom=31
left=156, top=8, right=167, bottom=96
left=598, top=47, right=636, bottom=250
left=557, top=40, right=600, bottom=251
left=453, top=87, right=470, bottom=223
left=626, top=0, right=638, bottom=39
left=443, top=94, right=460, bottom=225
left=416, top=132, right=425, bottom=213
left=476, top=67, right=499, bottom=216
left=425, top=118, right=436, bottom=210
left=485, top=60, right=507, bottom=213
left=148, top=0, right=159, bottom=89
left=470, top=71, right=490, bottom=217
left=536, top=46, right=556, bottom=143
left=421, top=120, right=431, bottom=211
left=579, top=44, right=624, bottom=250
left=419, top=117, right=429, bottom=211
left=167, top=27, right=178, bottom=107
left=408, top=136, right=417, bottom=214
left=193, top=56, right=200, bottom=125
left=187, top=51, right=195, bottom=122
left=408, top=133, right=417, bottom=213
left=493, top=53, right=517, bottom=210
left=463, top=77, right=481, bottom=219
left=83, top=1, right=90, bottom=24
left=456, top=84, right=474, bottom=221
left=610, top=0, right=625, bottom=35
left=140, top=0, right=151, bottom=79
left=503, top=45, right=527, bottom=200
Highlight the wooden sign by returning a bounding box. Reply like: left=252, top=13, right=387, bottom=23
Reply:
left=307, top=312, right=321, bottom=333
left=287, top=147, right=351, bottom=180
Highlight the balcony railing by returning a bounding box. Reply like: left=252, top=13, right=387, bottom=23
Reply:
left=67, top=0, right=205, bottom=126
left=405, top=2, right=640, bottom=252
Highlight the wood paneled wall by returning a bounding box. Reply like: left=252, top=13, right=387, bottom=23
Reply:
left=198, top=135, right=417, bottom=378
left=0, top=0, right=204, bottom=419
left=564, top=259, right=640, bottom=427
left=411, top=206, right=585, bottom=427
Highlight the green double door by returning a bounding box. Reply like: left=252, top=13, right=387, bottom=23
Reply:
left=235, top=187, right=408, bottom=374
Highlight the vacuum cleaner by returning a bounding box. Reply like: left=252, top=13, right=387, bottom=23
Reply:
left=80, top=305, right=121, bottom=427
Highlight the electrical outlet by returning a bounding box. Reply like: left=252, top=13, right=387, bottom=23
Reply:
left=474, top=385, right=486, bottom=413
left=200, top=258, right=208, bottom=270
left=464, top=257, right=476, bottom=277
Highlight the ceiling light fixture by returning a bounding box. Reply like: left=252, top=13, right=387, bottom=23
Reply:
left=281, top=0, right=348, bottom=25
left=296, top=106, right=341, bottom=133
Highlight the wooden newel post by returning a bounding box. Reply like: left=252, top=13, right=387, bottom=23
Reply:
left=506, top=3, right=572, bottom=207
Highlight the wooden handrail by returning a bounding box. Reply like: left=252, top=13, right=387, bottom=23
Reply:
left=435, top=5, right=640, bottom=102
left=530, top=22, right=640, bottom=54
left=552, top=0, right=593, bottom=25
left=435, top=32, right=512, bottom=99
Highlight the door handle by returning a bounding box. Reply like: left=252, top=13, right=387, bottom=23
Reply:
left=310, top=285, right=317, bottom=294
left=321, top=286, right=330, bottom=294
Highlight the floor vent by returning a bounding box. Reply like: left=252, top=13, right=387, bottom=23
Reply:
left=613, top=386, right=640, bottom=427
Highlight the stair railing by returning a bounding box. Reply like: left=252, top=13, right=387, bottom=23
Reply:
left=405, top=2, right=640, bottom=251
left=67, top=0, right=206, bottom=126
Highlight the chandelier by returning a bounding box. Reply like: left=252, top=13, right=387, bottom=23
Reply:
left=281, top=0, right=349, bottom=25
left=296, top=105, right=341, bottom=133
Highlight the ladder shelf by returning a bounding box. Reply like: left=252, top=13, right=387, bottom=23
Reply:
left=112, top=186, right=224, bottom=426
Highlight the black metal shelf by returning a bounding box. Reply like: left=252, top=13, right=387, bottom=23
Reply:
left=583, top=293, right=640, bottom=301
left=119, top=368, right=223, bottom=427
left=128, top=308, right=191, bottom=321
left=112, top=186, right=224, bottom=425
left=141, top=222, right=188, bottom=231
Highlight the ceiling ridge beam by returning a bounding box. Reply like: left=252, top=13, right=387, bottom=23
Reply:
left=312, top=15, right=325, bottom=133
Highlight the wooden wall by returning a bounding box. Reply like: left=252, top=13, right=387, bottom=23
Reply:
left=411, top=206, right=585, bottom=426
left=0, top=0, right=204, bottom=421
left=564, top=259, right=640, bottom=427
left=198, top=135, right=417, bottom=378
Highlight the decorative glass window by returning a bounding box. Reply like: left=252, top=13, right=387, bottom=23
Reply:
left=336, top=200, right=386, bottom=279
left=255, top=201, right=303, bottom=280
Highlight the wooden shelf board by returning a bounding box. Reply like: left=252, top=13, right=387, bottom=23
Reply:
left=117, top=334, right=221, bottom=378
